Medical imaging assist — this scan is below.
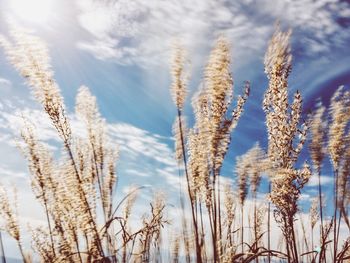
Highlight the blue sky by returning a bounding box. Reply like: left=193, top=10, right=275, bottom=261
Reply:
left=0, top=0, right=350, bottom=259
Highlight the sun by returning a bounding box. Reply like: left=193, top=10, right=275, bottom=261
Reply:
left=10, top=0, right=54, bottom=24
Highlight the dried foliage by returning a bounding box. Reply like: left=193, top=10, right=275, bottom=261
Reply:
left=0, top=23, right=348, bottom=263
left=309, top=103, right=327, bottom=173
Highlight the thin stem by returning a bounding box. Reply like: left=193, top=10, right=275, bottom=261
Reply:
left=284, top=219, right=291, bottom=263
left=17, top=241, right=27, bottom=263
left=199, top=202, right=207, bottom=262
left=217, top=173, right=223, bottom=257
left=72, top=230, right=83, bottom=263
left=241, top=204, right=244, bottom=263
left=212, top=168, right=218, bottom=263
left=0, top=232, right=6, bottom=263
left=84, top=233, right=91, bottom=263
left=333, top=169, right=338, bottom=263
left=311, top=227, right=314, bottom=256
left=208, top=203, right=217, bottom=262
left=177, top=164, right=191, bottom=263
left=317, top=168, right=325, bottom=263
left=65, top=144, right=104, bottom=258
left=268, top=182, right=271, bottom=263
left=290, top=218, right=299, bottom=263
left=43, top=200, right=55, bottom=258
left=254, top=197, right=258, bottom=263
left=299, top=214, right=309, bottom=261
left=176, top=109, right=202, bottom=263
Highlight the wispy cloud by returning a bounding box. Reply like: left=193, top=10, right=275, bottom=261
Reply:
left=0, top=101, right=179, bottom=193
left=76, top=0, right=267, bottom=66
left=307, top=173, right=333, bottom=187
left=124, top=168, right=151, bottom=178
left=0, top=77, right=11, bottom=86
left=76, top=0, right=350, bottom=66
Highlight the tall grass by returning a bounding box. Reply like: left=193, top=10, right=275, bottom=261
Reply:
left=0, top=24, right=349, bottom=262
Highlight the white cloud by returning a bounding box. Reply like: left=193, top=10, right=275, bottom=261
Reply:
left=0, top=102, right=179, bottom=193
left=307, top=173, right=333, bottom=187
left=108, top=122, right=176, bottom=168
left=124, top=168, right=151, bottom=178
left=0, top=77, right=11, bottom=86
left=0, top=107, right=60, bottom=143
left=77, top=0, right=140, bottom=39
left=0, top=77, right=12, bottom=95
left=0, top=165, right=26, bottom=180
left=76, top=0, right=266, bottom=66
left=76, top=0, right=350, bottom=66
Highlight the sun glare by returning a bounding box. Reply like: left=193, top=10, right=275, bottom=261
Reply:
left=10, top=0, right=54, bottom=24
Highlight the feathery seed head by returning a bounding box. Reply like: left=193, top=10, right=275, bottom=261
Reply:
left=171, top=44, right=188, bottom=111
left=264, top=27, right=292, bottom=80
left=269, top=164, right=311, bottom=218
left=76, top=85, right=101, bottom=126
left=235, top=143, right=266, bottom=203
left=123, top=186, right=138, bottom=221
left=172, top=116, right=187, bottom=162
left=236, top=155, right=248, bottom=205
left=308, top=103, right=327, bottom=172
left=328, top=86, right=350, bottom=170
left=205, top=36, right=233, bottom=130
left=0, top=185, right=21, bottom=241
left=247, top=143, right=266, bottom=196
left=263, top=27, right=306, bottom=170
left=224, top=183, right=236, bottom=226
left=309, top=198, right=319, bottom=229
left=1, top=25, right=71, bottom=143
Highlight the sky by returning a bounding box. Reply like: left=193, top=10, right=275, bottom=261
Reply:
left=0, top=0, right=350, bottom=259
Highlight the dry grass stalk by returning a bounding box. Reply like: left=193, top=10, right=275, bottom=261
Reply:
left=120, top=186, right=138, bottom=263
left=328, top=86, right=350, bottom=170
left=0, top=186, right=30, bottom=262
left=1, top=25, right=107, bottom=259
left=223, top=183, right=236, bottom=249
left=171, top=44, right=188, bottom=111
left=309, top=103, right=327, bottom=173
left=310, top=198, right=319, bottom=231
left=0, top=25, right=71, bottom=144
left=193, top=36, right=249, bottom=261
left=328, top=86, right=350, bottom=261
left=137, top=192, right=167, bottom=263
left=310, top=198, right=319, bottom=251
left=254, top=205, right=266, bottom=246
left=235, top=144, right=266, bottom=260
left=171, top=235, right=180, bottom=263
left=236, top=155, right=249, bottom=207
left=308, top=102, right=328, bottom=257
left=0, top=186, right=20, bottom=242
left=264, top=27, right=311, bottom=263
left=338, top=133, right=350, bottom=232
left=170, top=43, right=203, bottom=263
left=173, top=116, right=187, bottom=163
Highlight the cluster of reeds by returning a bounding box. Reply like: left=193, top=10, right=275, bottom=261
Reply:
left=170, top=27, right=350, bottom=263
left=0, top=26, right=167, bottom=263
left=171, top=36, right=252, bottom=263
left=0, top=23, right=349, bottom=263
